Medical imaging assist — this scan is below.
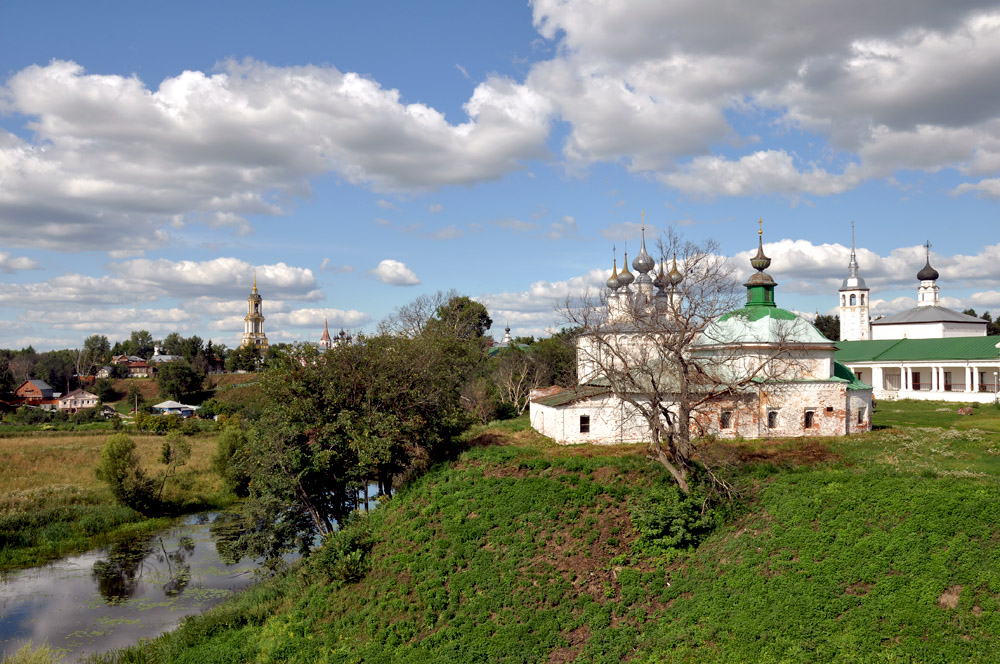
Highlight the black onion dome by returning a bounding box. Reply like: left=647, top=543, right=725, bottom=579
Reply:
left=750, top=233, right=771, bottom=272
left=917, top=258, right=939, bottom=281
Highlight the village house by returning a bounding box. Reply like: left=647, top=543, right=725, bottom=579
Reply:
left=58, top=388, right=99, bottom=412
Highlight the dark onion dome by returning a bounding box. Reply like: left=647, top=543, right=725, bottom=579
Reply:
left=667, top=254, right=683, bottom=286
left=618, top=253, right=635, bottom=287
left=606, top=258, right=621, bottom=290
left=917, top=257, right=939, bottom=281
left=749, top=227, right=771, bottom=272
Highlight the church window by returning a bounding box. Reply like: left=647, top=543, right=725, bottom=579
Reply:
left=804, top=410, right=815, bottom=429
left=767, top=410, right=778, bottom=429
left=841, top=295, right=846, bottom=306
left=850, top=294, right=856, bottom=305
left=579, top=415, right=590, bottom=434
left=860, top=294, right=865, bottom=305
left=721, top=411, right=733, bottom=429
left=825, top=406, right=834, bottom=413
left=857, top=407, right=866, bottom=424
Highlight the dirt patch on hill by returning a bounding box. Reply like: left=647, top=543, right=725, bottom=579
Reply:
left=701, top=439, right=841, bottom=468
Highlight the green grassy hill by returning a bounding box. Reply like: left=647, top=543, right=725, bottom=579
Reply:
left=95, top=403, right=1000, bottom=663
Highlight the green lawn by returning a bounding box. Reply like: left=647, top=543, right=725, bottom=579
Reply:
left=89, top=408, right=1000, bottom=663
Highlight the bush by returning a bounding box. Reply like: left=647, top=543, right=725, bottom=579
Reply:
left=212, top=427, right=251, bottom=496
left=630, top=478, right=724, bottom=556
left=95, top=433, right=156, bottom=515
left=315, top=514, right=375, bottom=584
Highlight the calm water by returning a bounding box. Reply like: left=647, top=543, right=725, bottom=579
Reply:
left=0, top=513, right=260, bottom=662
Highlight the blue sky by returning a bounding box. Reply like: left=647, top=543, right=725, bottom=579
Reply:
left=2, top=1, right=1000, bottom=350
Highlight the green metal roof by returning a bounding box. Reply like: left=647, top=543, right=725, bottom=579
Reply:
left=835, top=337, right=1000, bottom=362
left=719, top=306, right=798, bottom=322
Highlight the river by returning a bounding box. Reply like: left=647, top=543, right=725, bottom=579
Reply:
left=0, top=513, right=260, bottom=662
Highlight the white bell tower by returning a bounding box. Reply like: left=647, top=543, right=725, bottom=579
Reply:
left=839, top=223, right=870, bottom=341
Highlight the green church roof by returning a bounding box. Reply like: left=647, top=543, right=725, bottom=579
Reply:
left=836, top=337, right=1000, bottom=362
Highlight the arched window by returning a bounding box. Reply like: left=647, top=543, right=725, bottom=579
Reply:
left=860, top=294, right=865, bottom=305
left=841, top=295, right=846, bottom=306
left=850, top=294, right=856, bottom=305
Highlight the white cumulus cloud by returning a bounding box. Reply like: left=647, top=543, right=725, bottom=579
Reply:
left=370, top=259, right=420, bottom=286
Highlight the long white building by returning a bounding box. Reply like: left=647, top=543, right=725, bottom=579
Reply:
left=836, top=241, right=1000, bottom=402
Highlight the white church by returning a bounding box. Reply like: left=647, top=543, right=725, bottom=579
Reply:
left=530, top=224, right=873, bottom=445
left=835, top=239, right=1000, bottom=403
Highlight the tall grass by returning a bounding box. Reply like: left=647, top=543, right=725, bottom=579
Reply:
left=0, top=432, right=229, bottom=570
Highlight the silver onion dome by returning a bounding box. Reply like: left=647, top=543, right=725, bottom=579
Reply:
left=606, top=258, right=621, bottom=290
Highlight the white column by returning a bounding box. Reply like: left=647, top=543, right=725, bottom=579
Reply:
left=973, top=367, right=980, bottom=392
left=905, top=367, right=912, bottom=391
left=931, top=367, right=937, bottom=392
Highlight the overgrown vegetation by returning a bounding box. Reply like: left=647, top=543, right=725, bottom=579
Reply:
left=88, top=403, right=1000, bottom=663
left=0, top=432, right=230, bottom=570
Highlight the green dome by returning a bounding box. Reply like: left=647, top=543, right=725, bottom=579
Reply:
left=697, top=306, right=831, bottom=346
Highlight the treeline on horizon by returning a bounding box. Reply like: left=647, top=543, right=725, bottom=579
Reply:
left=0, top=292, right=578, bottom=416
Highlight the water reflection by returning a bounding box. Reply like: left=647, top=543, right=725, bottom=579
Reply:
left=0, top=513, right=261, bottom=663
left=91, top=535, right=153, bottom=603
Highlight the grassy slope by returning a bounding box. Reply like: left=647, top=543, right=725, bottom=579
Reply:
left=99, top=402, right=1000, bottom=663
left=0, top=432, right=228, bottom=569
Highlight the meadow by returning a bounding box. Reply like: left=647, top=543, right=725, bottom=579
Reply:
left=72, top=399, right=1000, bottom=663
left=0, top=431, right=228, bottom=570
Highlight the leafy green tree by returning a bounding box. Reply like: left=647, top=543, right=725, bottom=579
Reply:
left=156, top=362, right=204, bottom=400
left=35, top=349, right=77, bottom=392
left=157, top=432, right=191, bottom=501
left=426, top=295, right=493, bottom=340
left=123, top=330, right=154, bottom=359
left=532, top=328, right=578, bottom=387
left=814, top=314, right=840, bottom=341
left=77, top=334, right=111, bottom=379
left=95, top=434, right=156, bottom=514
left=226, top=344, right=261, bottom=372
left=93, top=377, right=118, bottom=402
left=212, top=426, right=251, bottom=496
left=227, top=334, right=472, bottom=560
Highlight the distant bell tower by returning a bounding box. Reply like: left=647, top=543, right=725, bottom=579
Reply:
left=838, top=222, right=870, bottom=341
left=241, top=271, right=269, bottom=351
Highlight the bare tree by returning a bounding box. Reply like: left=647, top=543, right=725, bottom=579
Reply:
left=491, top=347, right=545, bottom=415
left=379, top=290, right=457, bottom=338
left=565, top=229, right=813, bottom=496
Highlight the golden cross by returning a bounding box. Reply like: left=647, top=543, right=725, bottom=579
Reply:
left=758, top=217, right=763, bottom=236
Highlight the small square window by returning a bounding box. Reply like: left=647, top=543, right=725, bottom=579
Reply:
left=721, top=411, right=733, bottom=429
left=804, top=410, right=815, bottom=429
left=825, top=406, right=834, bottom=413
left=767, top=411, right=778, bottom=429
left=579, top=415, right=590, bottom=434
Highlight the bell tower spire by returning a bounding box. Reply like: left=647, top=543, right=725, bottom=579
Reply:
left=838, top=221, right=870, bottom=340
left=241, top=271, right=269, bottom=351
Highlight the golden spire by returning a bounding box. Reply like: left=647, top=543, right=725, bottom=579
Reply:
left=252, top=269, right=257, bottom=293
left=758, top=217, right=763, bottom=236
